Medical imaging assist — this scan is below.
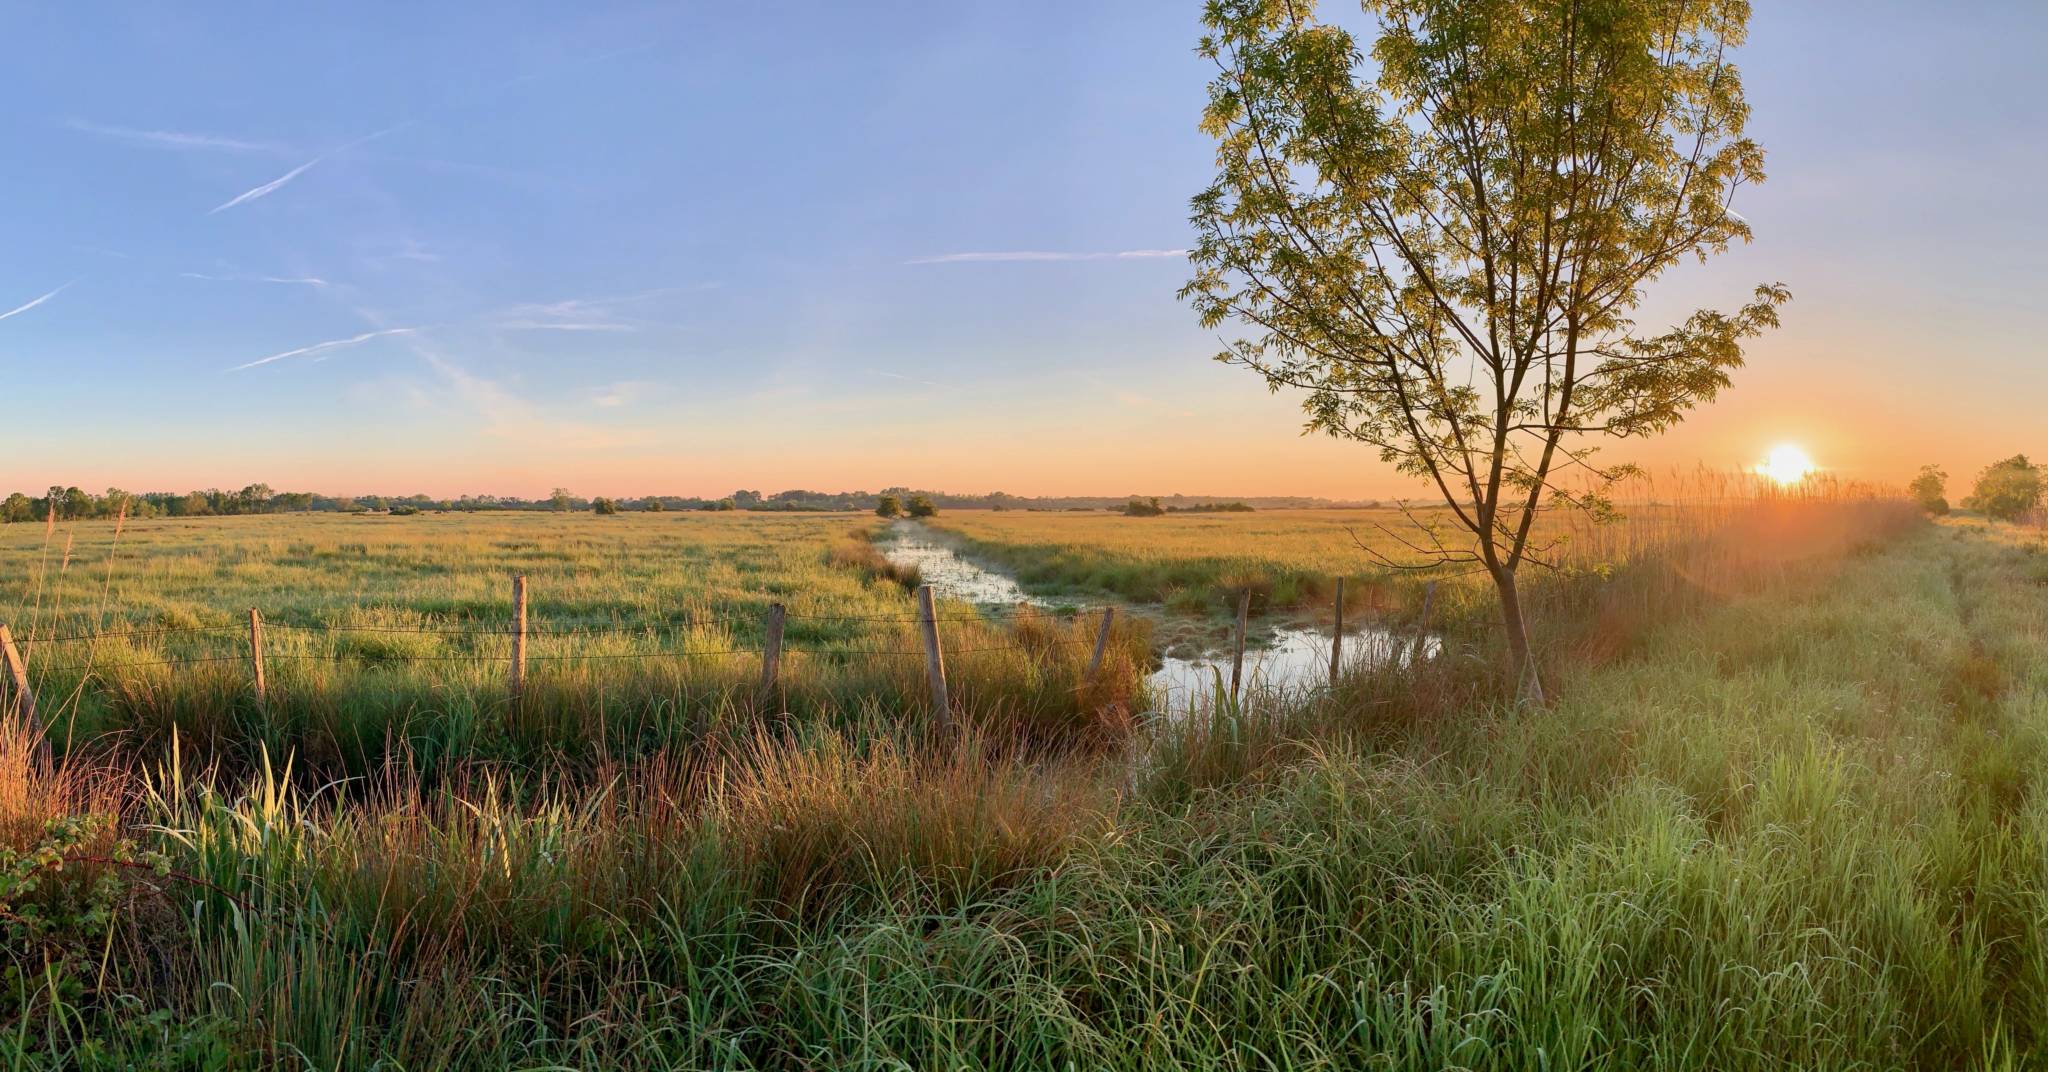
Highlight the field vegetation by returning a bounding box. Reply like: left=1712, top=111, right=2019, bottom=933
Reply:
left=0, top=512, right=1150, bottom=777
left=10, top=492, right=2048, bottom=1068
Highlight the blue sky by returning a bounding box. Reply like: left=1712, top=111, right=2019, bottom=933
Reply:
left=2, top=1, right=2044, bottom=498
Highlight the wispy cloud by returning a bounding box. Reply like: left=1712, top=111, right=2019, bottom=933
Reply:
left=587, top=380, right=658, bottom=408
left=65, top=119, right=295, bottom=155
left=496, top=318, right=635, bottom=333
left=487, top=287, right=706, bottom=334
left=181, top=272, right=329, bottom=287
left=208, top=123, right=411, bottom=214
left=0, top=282, right=71, bottom=324
left=906, top=248, right=1187, bottom=265
left=227, top=327, right=417, bottom=372
left=866, top=369, right=954, bottom=391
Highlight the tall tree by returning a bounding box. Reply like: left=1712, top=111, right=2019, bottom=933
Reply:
left=1185, top=0, right=1786, bottom=702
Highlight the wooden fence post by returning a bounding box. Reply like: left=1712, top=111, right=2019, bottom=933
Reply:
left=510, top=575, right=528, bottom=704
left=1230, top=589, right=1251, bottom=702
left=1413, top=580, right=1437, bottom=664
left=759, top=602, right=786, bottom=710
left=915, top=585, right=951, bottom=733
left=0, top=625, right=46, bottom=760
left=247, top=608, right=267, bottom=707
left=1085, top=606, right=1115, bottom=683
left=1329, top=577, right=1345, bottom=686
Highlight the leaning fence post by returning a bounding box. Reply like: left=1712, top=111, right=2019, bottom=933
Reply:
left=1329, top=577, right=1345, bottom=686
left=1230, top=589, right=1251, bottom=702
left=510, top=575, right=528, bottom=704
left=915, top=585, right=951, bottom=734
left=0, top=625, right=46, bottom=760
left=758, top=602, right=786, bottom=710
left=247, top=608, right=267, bottom=707
left=1084, top=606, right=1116, bottom=684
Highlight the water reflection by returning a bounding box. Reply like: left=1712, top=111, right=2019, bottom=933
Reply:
left=1149, top=625, right=1440, bottom=713
left=880, top=521, right=1438, bottom=716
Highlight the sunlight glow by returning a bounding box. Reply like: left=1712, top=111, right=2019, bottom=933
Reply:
left=1756, top=443, right=1817, bottom=486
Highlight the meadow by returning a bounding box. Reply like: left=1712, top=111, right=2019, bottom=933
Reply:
left=10, top=496, right=2048, bottom=1069
left=0, top=511, right=1151, bottom=775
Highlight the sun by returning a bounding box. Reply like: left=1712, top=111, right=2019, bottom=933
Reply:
left=1756, top=443, right=1817, bottom=486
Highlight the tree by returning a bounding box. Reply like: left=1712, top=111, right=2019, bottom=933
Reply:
left=1966, top=455, right=2042, bottom=521
left=905, top=494, right=937, bottom=518
left=876, top=495, right=903, bottom=519
left=62, top=486, right=93, bottom=520
left=1, top=493, right=30, bottom=523
left=1125, top=496, right=1166, bottom=517
left=643, top=497, right=666, bottom=512
left=592, top=496, right=620, bottom=515
left=550, top=488, right=574, bottom=513
left=236, top=483, right=275, bottom=514
left=1908, top=465, right=1949, bottom=516
left=1184, top=0, right=1786, bottom=703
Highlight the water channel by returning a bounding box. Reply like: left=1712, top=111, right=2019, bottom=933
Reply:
left=881, top=522, right=1438, bottom=714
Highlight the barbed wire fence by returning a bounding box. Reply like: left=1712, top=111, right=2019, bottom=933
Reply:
left=1, top=576, right=1431, bottom=739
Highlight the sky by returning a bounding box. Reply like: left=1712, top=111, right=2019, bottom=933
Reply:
left=1, top=1, right=2043, bottom=500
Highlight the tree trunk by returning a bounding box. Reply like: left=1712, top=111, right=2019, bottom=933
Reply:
left=1492, top=566, right=1546, bottom=708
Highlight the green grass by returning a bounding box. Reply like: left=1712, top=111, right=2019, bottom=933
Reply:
left=9, top=505, right=2048, bottom=1068
left=0, top=512, right=1150, bottom=775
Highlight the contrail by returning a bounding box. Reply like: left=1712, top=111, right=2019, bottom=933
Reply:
left=227, top=327, right=416, bottom=371
left=0, top=282, right=71, bottom=323
left=209, top=158, right=321, bottom=214
left=906, top=249, right=1188, bottom=265
left=207, top=122, right=413, bottom=214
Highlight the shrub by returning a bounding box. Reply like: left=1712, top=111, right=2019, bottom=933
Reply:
left=592, top=497, right=619, bottom=515
left=876, top=495, right=902, bottom=518
left=1966, top=455, right=2042, bottom=521
left=643, top=498, right=665, bottom=512
left=1909, top=465, right=1949, bottom=515
left=1124, top=497, right=1165, bottom=517
left=905, top=495, right=937, bottom=518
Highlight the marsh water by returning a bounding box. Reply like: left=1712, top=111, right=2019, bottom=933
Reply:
left=881, top=522, right=1436, bottom=714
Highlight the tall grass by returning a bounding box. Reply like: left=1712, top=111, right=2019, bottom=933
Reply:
left=11, top=495, right=2048, bottom=1068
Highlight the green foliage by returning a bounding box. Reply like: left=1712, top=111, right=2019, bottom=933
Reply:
left=1124, top=496, right=1165, bottom=517
left=0, top=815, right=168, bottom=1004
left=905, top=494, right=937, bottom=518
left=592, top=496, right=620, bottom=515
left=1966, top=455, right=2042, bottom=521
left=1183, top=0, right=1787, bottom=695
left=876, top=494, right=903, bottom=518
left=1910, top=464, right=1950, bottom=515
left=642, top=497, right=665, bottom=512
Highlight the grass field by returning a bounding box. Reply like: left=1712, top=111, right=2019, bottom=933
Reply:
left=0, top=512, right=1151, bottom=774
left=13, top=499, right=2048, bottom=1069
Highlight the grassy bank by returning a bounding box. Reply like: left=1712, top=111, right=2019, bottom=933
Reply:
left=14, top=502, right=2048, bottom=1068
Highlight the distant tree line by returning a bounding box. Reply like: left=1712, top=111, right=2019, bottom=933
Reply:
left=2, top=485, right=1370, bottom=522
left=1910, top=456, right=2042, bottom=522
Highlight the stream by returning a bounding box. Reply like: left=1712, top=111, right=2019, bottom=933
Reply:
left=881, top=522, right=1438, bottom=714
